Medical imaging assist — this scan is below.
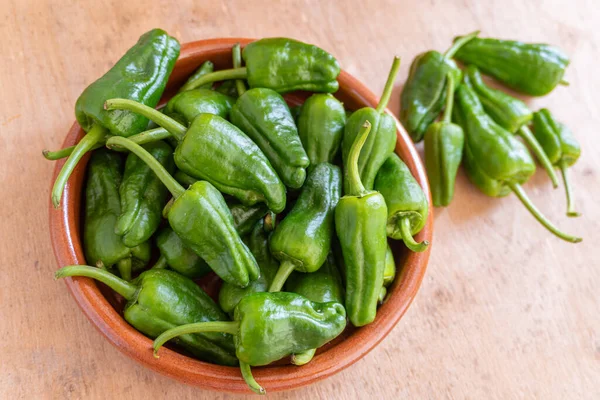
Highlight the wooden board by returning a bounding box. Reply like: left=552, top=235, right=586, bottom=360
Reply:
left=1, top=0, right=598, bottom=398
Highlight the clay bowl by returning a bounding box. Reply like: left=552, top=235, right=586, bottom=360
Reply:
left=49, top=38, right=433, bottom=393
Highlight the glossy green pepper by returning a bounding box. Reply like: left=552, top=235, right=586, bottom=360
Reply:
left=336, top=121, right=388, bottom=327
left=179, top=38, right=340, bottom=94
left=83, top=149, right=150, bottom=280
left=106, top=136, right=261, bottom=286
left=55, top=266, right=237, bottom=365
left=378, top=245, right=396, bottom=304
left=423, top=72, right=465, bottom=207
left=400, top=31, right=479, bottom=142
left=178, top=60, right=214, bottom=92
left=268, top=163, right=342, bottom=292
left=51, top=29, right=180, bottom=208
left=152, top=227, right=212, bottom=279
left=532, top=109, right=582, bottom=217
left=297, top=94, right=346, bottom=165
left=454, top=36, right=570, bottom=96
left=153, top=292, right=347, bottom=394
left=104, top=99, right=286, bottom=213
left=464, top=65, right=559, bottom=187
left=342, top=57, right=400, bottom=192
left=164, top=89, right=235, bottom=123
left=453, top=84, right=581, bottom=243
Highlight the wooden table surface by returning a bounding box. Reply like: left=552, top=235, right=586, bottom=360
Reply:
left=1, top=0, right=598, bottom=398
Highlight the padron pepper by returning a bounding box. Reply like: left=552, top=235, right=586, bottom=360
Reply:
left=453, top=35, right=570, bottom=96
left=152, top=227, right=212, bottom=279
left=106, top=136, right=261, bottom=286
left=463, top=65, right=559, bottom=187
left=55, top=266, right=237, bottom=365
left=153, top=292, right=347, bottom=394
left=532, top=109, right=582, bottom=217
left=104, top=98, right=286, bottom=213
left=400, top=31, right=479, bottom=142
left=179, top=38, right=340, bottom=94
left=423, top=72, right=465, bottom=207
left=163, top=89, right=235, bottom=123
left=378, top=245, right=396, bottom=304
left=453, top=84, right=581, bottom=243
left=336, top=121, right=388, bottom=327
left=50, top=29, right=180, bottom=208
left=177, top=60, right=215, bottom=92
left=268, top=163, right=342, bottom=292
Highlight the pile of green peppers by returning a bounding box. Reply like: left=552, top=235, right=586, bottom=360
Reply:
left=48, top=30, right=431, bottom=394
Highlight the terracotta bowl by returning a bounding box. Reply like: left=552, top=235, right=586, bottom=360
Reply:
left=49, top=38, right=433, bottom=394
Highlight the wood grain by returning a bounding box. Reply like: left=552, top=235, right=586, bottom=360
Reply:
left=0, top=0, right=598, bottom=398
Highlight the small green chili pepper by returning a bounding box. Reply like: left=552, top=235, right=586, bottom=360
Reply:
left=178, top=60, right=215, bottom=92
left=153, top=227, right=212, bottom=279
left=163, top=89, right=235, bottom=123
left=532, top=109, right=581, bottom=217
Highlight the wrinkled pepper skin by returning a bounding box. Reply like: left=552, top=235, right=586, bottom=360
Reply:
left=116, top=140, right=174, bottom=247
left=229, top=202, right=271, bottom=237
left=178, top=60, right=214, bottom=92
left=297, top=94, right=346, bottom=165
left=230, top=88, right=310, bottom=188
left=164, top=89, right=235, bottom=123
left=454, top=36, right=569, bottom=96
left=156, top=227, right=212, bottom=279
left=55, top=266, right=237, bottom=366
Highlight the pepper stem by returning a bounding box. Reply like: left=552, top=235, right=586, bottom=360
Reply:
left=55, top=265, right=138, bottom=300
left=509, top=183, right=582, bottom=243
left=151, top=255, right=169, bottom=270
left=104, top=99, right=187, bottom=142
left=345, top=121, right=372, bottom=196
left=268, top=260, right=296, bottom=292
left=442, top=72, right=455, bottom=123
left=232, top=44, right=247, bottom=96
left=152, top=321, right=240, bottom=357
left=51, top=123, right=107, bottom=208
left=177, top=67, right=248, bottom=93
left=291, top=349, right=316, bottom=366
left=560, top=160, right=580, bottom=217
left=106, top=136, right=185, bottom=199
left=117, top=258, right=132, bottom=281
left=375, top=57, right=401, bottom=114
left=517, top=126, right=559, bottom=188
left=400, top=217, right=430, bottom=252
left=240, top=361, right=266, bottom=395
left=444, top=30, right=480, bottom=58
left=559, top=79, right=570, bottom=86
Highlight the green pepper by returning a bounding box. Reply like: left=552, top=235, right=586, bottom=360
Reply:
left=55, top=266, right=237, bottom=365
left=336, top=121, right=388, bottom=327
left=400, top=31, right=479, bottom=142
left=284, top=252, right=344, bottom=365
left=153, top=292, right=347, bottom=394
left=178, top=60, right=214, bottom=92
left=453, top=84, right=581, bottom=243
left=106, top=136, right=260, bottom=287
left=215, top=80, right=239, bottom=98
left=453, top=36, right=570, bottom=96
left=163, top=89, right=235, bottom=123
left=464, top=65, right=559, bottom=187
left=50, top=29, right=180, bottom=208
left=532, top=109, right=582, bottom=217
left=423, top=72, right=465, bottom=207
left=152, top=227, right=212, bottom=279
left=268, top=163, right=342, bottom=292
left=104, top=99, right=286, bottom=213
left=178, top=38, right=340, bottom=94
left=342, top=57, right=400, bottom=192
left=378, top=245, right=396, bottom=304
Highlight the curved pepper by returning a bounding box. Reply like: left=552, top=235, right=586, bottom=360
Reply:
left=336, top=121, right=388, bottom=327
left=106, top=136, right=260, bottom=287
left=178, top=60, right=214, bottom=92
left=153, top=227, right=212, bottom=279
left=464, top=65, right=559, bottom=187
left=453, top=36, right=569, bottom=96
left=164, top=89, right=235, bottom=123
left=532, top=109, right=581, bottom=217
left=51, top=29, right=180, bottom=208
left=342, top=57, right=400, bottom=192
left=55, top=266, right=237, bottom=365
left=378, top=245, right=396, bottom=304
left=153, top=292, right=347, bottom=394
left=400, top=31, right=479, bottom=142
left=268, top=163, right=342, bottom=292
left=453, top=84, right=581, bottom=243
left=104, top=99, right=286, bottom=213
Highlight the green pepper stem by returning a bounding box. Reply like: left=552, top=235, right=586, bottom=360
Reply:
left=518, top=126, right=559, bottom=188
left=104, top=99, right=187, bottom=141
left=560, top=161, right=580, bottom=217
left=43, top=142, right=104, bottom=160
left=51, top=123, right=107, bottom=208
left=345, top=121, right=372, bottom=196
left=375, top=57, right=401, bottom=114
left=400, top=217, right=430, bottom=252
left=509, top=183, right=582, bottom=243
left=442, top=72, right=455, bottom=123
left=444, top=30, right=480, bottom=58
left=263, top=212, right=276, bottom=232
left=178, top=61, right=215, bottom=93
left=291, top=349, right=316, bottom=366
left=232, top=44, right=247, bottom=96
left=240, top=361, right=266, bottom=395
left=177, top=67, right=248, bottom=92
left=151, top=255, right=169, bottom=270
left=559, top=79, right=570, bottom=86
left=55, top=265, right=138, bottom=300
left=268, top=260, right=296, bottom=292
left=152, top=321, right=240, bottom=357
left=117, top=258, right=132, bottom=281
left=106, top=136, right=185, bottom=199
